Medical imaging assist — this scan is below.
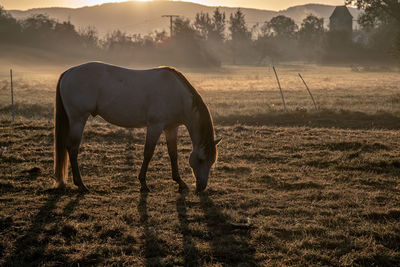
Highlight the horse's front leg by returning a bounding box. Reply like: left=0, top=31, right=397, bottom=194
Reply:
left=138, top=124, right=163, bottom=193
left=164, top=126, right=188, bottom=193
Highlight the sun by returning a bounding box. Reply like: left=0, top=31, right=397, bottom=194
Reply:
left=81, top=0, right=152, bottom=7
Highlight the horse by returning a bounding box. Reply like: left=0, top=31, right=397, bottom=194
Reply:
left=54, top=62, right=221, bottom=193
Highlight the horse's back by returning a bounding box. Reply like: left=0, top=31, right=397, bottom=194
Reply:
left=59, top=62, right=193, bottom=128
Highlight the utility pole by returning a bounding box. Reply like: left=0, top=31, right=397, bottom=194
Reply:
left=162, top=15, right=179, bottom=37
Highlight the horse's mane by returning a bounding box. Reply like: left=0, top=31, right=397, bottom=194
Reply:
left=160, top=67, right=215, bottom=156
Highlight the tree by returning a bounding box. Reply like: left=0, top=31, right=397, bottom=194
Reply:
left=54, top=21, right=81, bottom=48
left=22, top=14, right=55, bottom=33
left=79, top=26, right=99, bottom=49
left=257, top=15, right=299, bottom=62
left=299, top=15, right=324, bottom=41
left=298, top=15, right=324, bottom=61
left=173, top=17, right=198, bottom=40
left=229, top=9, right=251, bottom=64
left=173, top=17, right=219, bottom=67
left=194, top=8, right=227, bottom=44
left=254, top=35, right=280, bottom=65
left=22, top=14, right=56, bottom=47
left=150, top=30, right=168, bottom=44
left=346, top=0, right=400, bottom=62
left=194, top=12, right=213, bottom=40
left=298, top=15, right=324, bottom=46
left=263, top=15, right=298, bottom=39
left=20, top=14, right=82, bottom=51
left=0, top=6, right=22, bottom=44
left=346, top=0, right=400, bottom=27
left=103, top=30, right=132, bottom=51
left=229, top=9, right=251, bottom=42
left=209, top=8, right=226, bottom=43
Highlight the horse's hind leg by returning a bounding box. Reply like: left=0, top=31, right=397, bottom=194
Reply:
left=138, top=124, right=163, bottom=193
left=67, top=116, right=88, bottom=191
left=164, top=127, right=188, bottom=193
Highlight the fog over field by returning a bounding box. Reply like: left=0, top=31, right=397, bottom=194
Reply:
left=6, top=1, right=361, bottom=36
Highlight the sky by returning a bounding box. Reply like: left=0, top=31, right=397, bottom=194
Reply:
left=1, top=0, right=347, bottom=11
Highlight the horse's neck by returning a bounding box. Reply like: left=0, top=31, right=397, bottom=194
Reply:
left=186, top=112, right=202, bottom=150
left=185, top=109, right=211, bottom=152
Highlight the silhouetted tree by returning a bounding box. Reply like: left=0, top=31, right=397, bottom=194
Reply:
left=263, top=15, right=298, bottom=39
left=173, top=17, right=198, bottom=40
left=194, top=9, right=226, bottom=43
left=254, top=35, right=280, bottom=65
left=151, top=30, right=168, bottom=44
left=229, top=9, right=251, bottom=42
left=103, top=30, right=132, bottom=51
left=79, top=26, right=99, bottom=49
left=0, top=6, right=22, bottom=44
left=257, top=15, right=299, bottom=61
left=346, top=0, right=400, bottom=27
left=347, top=0, right=400, bottom=62
left=298, top=15, right=324, bottom=60
left=21, top=14, right=56, bottom=47
left=173, top=17, right=219, bottom=67
left=299, top=15, right=324, bottom=41
left=229, top=9, right=251, bottom=64
left=194, top=12, right=213, bottom=40
left=54, top=21, right=81, bottom=51
left=209, top=8, right=226, bottom=43
left=322, top=30, right=358, bottom=62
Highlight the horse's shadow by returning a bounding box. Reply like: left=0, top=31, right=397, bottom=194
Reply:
left=176, top=193, right=201, bottom=265
left=175, top=192, right=258, bottom=266
left=3, top=189, right=84, bottom=266
left=198, top=192, right=258, bottom=266
left=139, top=191, right=257, bottom=266
left=138, top=192, right=167, bottom=266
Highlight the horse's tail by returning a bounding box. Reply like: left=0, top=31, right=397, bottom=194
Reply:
left=54, top=71, right=69, bottom=187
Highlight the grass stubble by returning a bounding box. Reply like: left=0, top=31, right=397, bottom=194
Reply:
left=0, top=64, right=400, bottom=266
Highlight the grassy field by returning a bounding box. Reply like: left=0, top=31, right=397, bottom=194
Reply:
left=1, top=63, right=400, bottom=266
left=2, top=63, right=400, bottom=122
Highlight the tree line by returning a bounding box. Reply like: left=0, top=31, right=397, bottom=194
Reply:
left=0, top=2, right=399, bottom=67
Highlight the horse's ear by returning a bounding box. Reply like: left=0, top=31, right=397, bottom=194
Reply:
left=214, top=138, right=222, bottom=146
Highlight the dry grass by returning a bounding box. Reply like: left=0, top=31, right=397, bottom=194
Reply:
left=1, top=121, right=400, bottom=266
left=1, top=63, right=400, bottom=266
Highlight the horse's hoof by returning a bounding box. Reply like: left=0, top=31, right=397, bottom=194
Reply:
left=140, top=186, right=150, bottom=193
left=53, top=181, right=66, bottom=190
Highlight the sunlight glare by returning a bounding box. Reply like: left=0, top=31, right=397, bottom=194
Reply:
left=79, top=0, right=151, bottom=7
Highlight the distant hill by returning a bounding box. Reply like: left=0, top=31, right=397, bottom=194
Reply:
left=7, top=1, right=362, bottom=36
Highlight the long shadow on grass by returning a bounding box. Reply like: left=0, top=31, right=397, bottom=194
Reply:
left=215, top=110, right=400, bottom=130
left=199, top=192, right=258, bottom=266
left=3, top=189, right=83, bottom=266
left=176, top=193, right=202, bottom=266
left=138, top=192, right=167, bottom=266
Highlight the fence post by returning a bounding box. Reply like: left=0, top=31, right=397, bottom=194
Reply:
left=298, top=73, right=318, bottom=111
left=10, top=69, right=14, bottom=121
left=272, top=66, right=287, bottom=112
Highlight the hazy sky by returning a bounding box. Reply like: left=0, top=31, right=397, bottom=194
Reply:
left=1, top=0, right=347, bottom=11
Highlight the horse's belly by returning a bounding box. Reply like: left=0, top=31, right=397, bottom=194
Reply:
left=96, top=105, right=147, bottom=128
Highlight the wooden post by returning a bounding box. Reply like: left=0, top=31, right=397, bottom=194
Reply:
left=298, top=73, right=318, bottom=111
left=10, top=69, right=14, bottom=121
left=272, top=66, right=287, bottom=112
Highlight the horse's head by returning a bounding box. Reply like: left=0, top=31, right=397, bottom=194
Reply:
left=189, top=138, right=222, bottom=192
